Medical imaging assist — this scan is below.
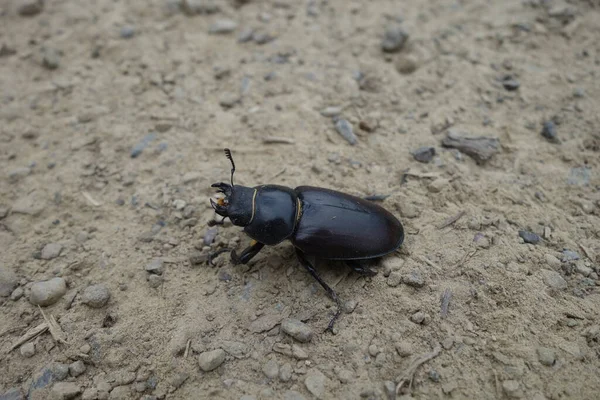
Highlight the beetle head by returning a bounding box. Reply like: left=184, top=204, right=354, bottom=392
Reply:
left=210, top=149, right=255, bottom=227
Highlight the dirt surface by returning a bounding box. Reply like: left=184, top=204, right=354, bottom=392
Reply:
left=1, top=0, right=600, bottom=399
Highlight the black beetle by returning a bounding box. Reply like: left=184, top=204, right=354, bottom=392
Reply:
left=209, top=149, right=404, bottom=331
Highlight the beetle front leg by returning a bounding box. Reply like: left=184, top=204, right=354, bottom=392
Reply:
left=231, top=240, right=265, bottom=265
left=295, top=248, right=342, bottom=333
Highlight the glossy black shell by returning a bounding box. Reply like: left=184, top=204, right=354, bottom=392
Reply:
left=291, top=186, right=404, bottom=260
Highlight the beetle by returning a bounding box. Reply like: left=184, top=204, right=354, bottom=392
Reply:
left=208, top=148, right=404, bottom=331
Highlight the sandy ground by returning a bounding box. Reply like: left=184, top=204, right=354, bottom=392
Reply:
left=1, top=0, right=600, bottom=399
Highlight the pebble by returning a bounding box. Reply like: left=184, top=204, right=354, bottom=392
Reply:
left=281, top=318, right=313, bottom=342
left=537, top=347, right=556, bottom=366
left=381, top=24, right=409, bottom=52
left=108, top=386, right=130, bottom=400
left=219, top=93, right=241, bottom=108
left=8, top=167, right=31, bottom=182
left=181, top=0, right=219, bottom=15
left=42, top=47, right=60, bottom=70
left=20, top=342, right=36, bottom=358
left=283, top=391, right=307, bottom=400
left=279, top=363, right=292, bottom=382
left=262, top=359, right=279, bottom=379
left=292, top=344, right=309, bottom=360
left=18, top=0, right=43, bottom=16
left=69, top=361, right=86, bottom=377
left=343, top=299, right=357, bottom=313
left=147, top=274, right=163, bottom=288
left=402, top=271, right=425, bottom=288
left=29, top=277, right=67, bottom=306
left=240, top=396, right=257, bottom=400
left=0, top=266, right=18, bottom=297
left=11, top=287, right=24, bottom=301
left=41, top=243, right=63, bottom=260
left=209, top=20, right=238, bottom=34
left=198, top=349, right=225, bottom=371
left=334, top=119, right=357, bottom=145
left=395, top=54, right=419, bottom=74
left=519, top=230, right=540, bottom=245
left=337, top=369, right=353, bottom=383
left=576, top=262, right=592, bottom=277
left=567, top=167, right=591, bottom=186
left=410, top=311, right=430, bottom=325
left=81, top=388, right=98, bottom=400
left=429, top=369, right=441, bottom=382
left=320, top=107, right=342, bottom=117
left=502, top=76, right=520, bottom=91
left=80, top=344, right=91, bottom=354
left=51, top=382, right=81, bottom=400
left=120, top=26, right=135, bottom=39
left=189, top=251, right=207, bottom=266
left=442, top=337, right=454, bottom=350
left=540, top=270, right=567, bottom=290
left=145, top=259, right=164, bottom=275
left=544, top=254, right=561, bottom=268
left=562, top=250, right=580, bottom=262
left=52, top=363, right=70, bottom=381
left=0, top=388, right=23, bottom=400
left=411, top=147, right=435, bottom=163
left=386, top=271, right=402, bottom=287
left=305, top=369, right=327, bottom=399
left=82, top=284, right=111, bottom=308
left=541, top=121, right=558, bottom=142
left=502, top=380, right=523, bottom=398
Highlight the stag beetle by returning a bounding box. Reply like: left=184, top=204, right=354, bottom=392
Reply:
left=209, top=149, right=404, bottom=331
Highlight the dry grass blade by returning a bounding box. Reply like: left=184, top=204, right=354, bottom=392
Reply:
left=396, top=344, right=442, bottom=394
left=39, top=306, right=67, bottom=345
left=82, top=191, right=101, bottom=206
left=262, top=136, right=295, bottom=144
left=440, top=288, right=453, bottom=318
left=8, top=323, right=48, bottom=352
left=437, top=211, right=466, bottom=229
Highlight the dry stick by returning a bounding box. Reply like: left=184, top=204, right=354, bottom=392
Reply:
left=8, top=323, right=48, bottom=352
left=437, top=210, right=466, bottom=229
left=396, top=344, right=442, bottom=394
left=262, top=136, right=296, bottom=145
left=184, top=339, right=192, bottom=358
left=440, top=288, right=453, bottom=319
left=38, top=306, right=67, bottom=345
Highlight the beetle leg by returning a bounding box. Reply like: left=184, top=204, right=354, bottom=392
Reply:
left=231, top=241, right=265, bottom=265
left=345, top=260, right=377, bottom=277
left=207, top=248, right=232, bottom=266
left=295, top=249, right=342, bottom=333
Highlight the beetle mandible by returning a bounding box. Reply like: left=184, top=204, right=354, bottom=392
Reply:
left=208, top=148, right=404, bottom=331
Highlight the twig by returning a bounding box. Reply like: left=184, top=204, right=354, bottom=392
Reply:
left=396, top=344, right=442, bottom=394
left=437, top=211, right=466, bottom=229
left=8, top=323, right=48, bottom=352
left=262, top=136, right=295, bottom=145
left=82, top=191, right=101, bottom=206
left=0, top=325, right=28, bottom=338
left=184, top=339, right=191, bottom=358
left=578, top=243, right=595, bottom=263
left=440, top=288, right=453, bottom=319
left=38, top=306, right=67, bottom=345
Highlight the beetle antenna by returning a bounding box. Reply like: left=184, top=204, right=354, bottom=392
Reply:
left=224, top=148, right=235, bottom=187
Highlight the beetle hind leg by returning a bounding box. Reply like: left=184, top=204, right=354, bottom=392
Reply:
left=345, top=259, right=377, bottom=277
left=295, top=249, right=342, bottom=333
left=231, top=240, right=265, bottom=265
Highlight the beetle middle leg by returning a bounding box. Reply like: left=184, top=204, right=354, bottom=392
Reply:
left=345, top=259, right=377, bottom=277
left=295, top=248, right=342, bottom=333
left=231, top=240, right=265, bottom=265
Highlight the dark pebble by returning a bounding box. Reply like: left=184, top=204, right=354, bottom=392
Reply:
left=203, top=227, right=218, bottom=246
left=541, top=121, right=558, bottom=142
left=519, top=230, right=540, bottom=245
left=502, top=76, right=520, bottom=91
left=131, top=133, right=156, bottom=158
left=411, top=147, right=435, bottom=163
left=120, top=26, right=135, bottom=39
left=562, top=250, right=580, bottom=262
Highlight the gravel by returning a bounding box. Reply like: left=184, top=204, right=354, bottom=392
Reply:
left=198, top=349, right=225, bottom=371
left=402, top=271, right=425, bottom=287
left=18, top=0, right=44, bottom=16
left=410, top=311, right=430, bottom=325
left=20, top=342, right=36, bottom=358
left=120, top=26, right=135, bottom=39
left=262, top=359, right=279, bottom=379
left=381, top=24, right=409, bottom=52
left=540, top=269, right=567, bottom=290
left=0, top=266, right=18, bottom=297
left=82, top=284, right=111, bottom=308
left=8, top=167, right=31, bottom=182
left=334, top=119, right=357, bottom=145
left=209, top=20, right=238, bottom=34
left=145, top=259, right=164, bottom=275
left=29, top=278, right=67, bottom=306
left=537, top=347, right=556, bottom=366
left=281, top=318, right=313, bottom=342
left=279, top=363, right=292, bottom=382
left=51, top=382, right=81, bottom=400
left=69, top=361, right=86, bottom=377
left=541, top=121, right=558, bottom=142
left=41, top=243, right=63, bottom=260
left=411, top=147, right=436, bottom=163
left=519, top=230, right=540, bottom=244
left=42, top=47, right=60, bottom=70
left=305, top=369, right=327, bottom=399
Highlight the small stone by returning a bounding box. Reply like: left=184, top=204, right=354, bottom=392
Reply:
left=237, top=27, right=254, bottom=42
left=262, top=359, right=279, bottom=379
left=291, top=344, right=308, bottom=360
left=305, top=369, right=327, bottom=399
left=541, top=121, right=558, bottom=142
left=41, top=243, right=63, bottom=260
left=284, top=391, right=307, bottom=400
left=381, top=24, right=409, bottom=52
left=410, top=311, right=430, bottom=325
left=20, top=342, right=36, bottom=358
left=537, top=347, right=556, bottom=366
left=80, top=344, right=91, bottom=354
left=334, top=119, right=357, bottom=145
left=428, top=178, right=449, bottom=193
left=541, top=270, right=567, bottom=290
left=411, top=147, right=435, bottom=163
left=198, top=349, right=225, bottom=371
left=18, top=0, right=43, bottom=16
left=281, top=319, right=313, bottom=342
left=147, top=274, right=163, bottom=288
left=69, top=361, right=86, bottom=377
left=181, top=0, right=219, bottom=15
left=519, top=230, right=540, bottom=245
left=502, top=76, right=520, bottom=91
left=0, top=388, right=23, bottom=400
left=562, top=250, right=580, bottom=262
left=395, top=54, right=419, bottom=74
left=442, top=381, right=458, bottom=395
left=172, top=199, right=187, bottom=210
left=342, top=299, right=357, bottom=313
left=368, top=344, right=379, bottom=357
left=42, top=47, right=60, bottom=70
left=10, top=287, right=23, bottom=301
left=576, top=262, right=592, bottom=277
left=145, top=259, right=164, bottom=275
left=120, top=26, right=135, bottom=39
left=0, top=266, right=18, bottom=297
left=502, top=380, right=523, bottom=398
left=169, top=372, right=189, bottom=389
left=403, top=271, right=425, bottom=288
left=52, top=363, right=69, bottom=381
left=386, top=271, right=402, bottom=287
left=383, top=381, right=396, bottom=399
left=81, top=388, right=98, bottom=400
left=544, top=254, right=561, bottom=268
left=219, top=93, right=241, bottom=108
left=82, top=284, right=110, bottom=308
left=108, top=386, right=130, bottom=400
left=252, top=30, right=277, bottom=44
left=429, top=369, right=441, bottom=382
left=395, top=341, right=412, bottom=357
left=320, top=107, right=342, bottom=117
left=240, top=396, right=256, bottom=400
left=51, top=382, right=81, bottom=400
left=189, top=251, right=207, bottom=265
left=337, top=369, right=353, bottom=383
left=8, top=167, right=31, bottom=182
left=279, top=363, right=293, bottom=382
left=442, top=337, right=454, bottom=350
left=209, top=19, right=238, bottom=34
left=29, top=277, right=67, bottom=306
